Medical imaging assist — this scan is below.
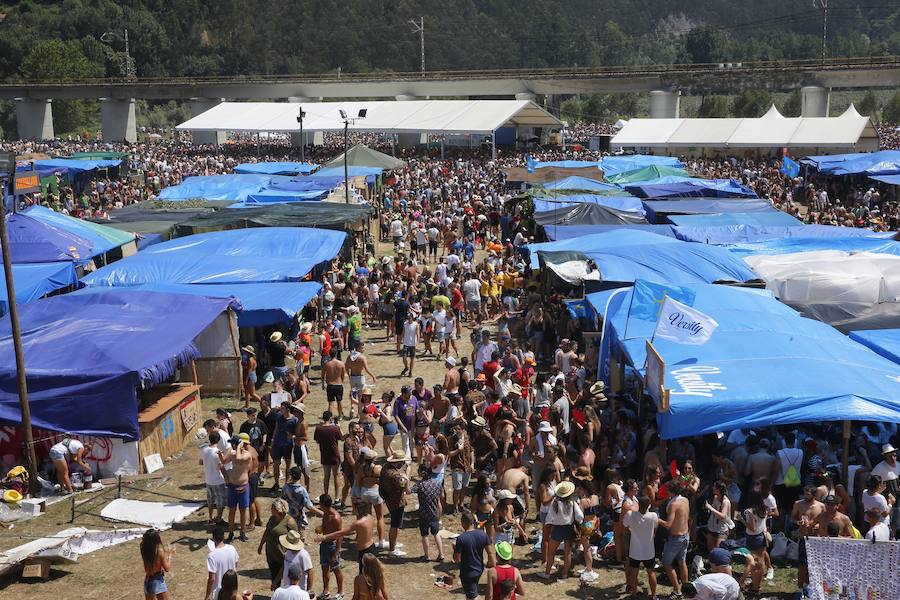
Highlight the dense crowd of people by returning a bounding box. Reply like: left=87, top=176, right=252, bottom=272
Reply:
left=3, top=127, right=899, bottom=600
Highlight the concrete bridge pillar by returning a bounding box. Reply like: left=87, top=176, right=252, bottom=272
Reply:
left=515, top=92, right=537, bottom=102
left=801, top=86, right=830, bottom=117
left=101, top=98, right=137, bottom=143
left=15, top=99, right=54, bottom=140
left=649, top=90, right=681, bottom=118
left=188, top=98, right=227, bottom=146
left=395, top=94, right=419, bottom=102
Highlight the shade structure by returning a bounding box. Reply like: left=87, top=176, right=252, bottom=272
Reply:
left=0, top=262, right=78, bottom=316
left=81, top=227, right=346, bottom=286
left=727, top=235, right=900, bottom=258
left=532, top=193, right=646, bottom=216
left=74, top=282, right=322, bottom=327
left=7, top=212, right=93, bottom=264
left=525, top=230, right=758, bottom=284
left=641, top=199, right=775, bottom=223
left=590, top=283, right=900, bottom=439
left=533, top=203, right=649, bottom=227
left=849, top=329, right=900, bottom=365
left=541, top=176, right=617, bottom=192
left=0, top=290, right=236, bottom=440
left=806, top=149, right=900, bottom=177
left=323, top=145, right=406, bottom=170
left=171, top=202, right=371, bottom=235
left=605, top=165, right=690, bottom=185
left=613, top=105, right=877, bottom=150
left=22, top=205, right=136, bottom=256
left=625, top=178, right=757, bottom=199
left=233, top=162, right=318, bottom=175
left=33, top=158, right=122, bottom=173
left=543, top=224, right=678, bottom=241
left=176, top=100, right=561, bottom=135
left=157, top=174, right=292, bottom=203
left=667, top=211, right=802, bottom=228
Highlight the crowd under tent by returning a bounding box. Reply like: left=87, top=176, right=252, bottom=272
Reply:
left=746, top=250, right=900, bottom=332
left=233, top=162, right=318, bottom=175
left=612, top=105, right=878, bottom=154
left=82, top=227, right=346, bottom=287
left=177, top=100, right=562, bottom=155
left=590, top=283, right=900, bottom=439
left=525, top=230, right=759, bottom=286
left=0, top=290, right=240, bottom=472
left=172, top=202, right=372, bottom=236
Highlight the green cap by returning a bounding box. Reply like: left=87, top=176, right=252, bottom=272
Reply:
left=495, top=541, right=513, bottom=561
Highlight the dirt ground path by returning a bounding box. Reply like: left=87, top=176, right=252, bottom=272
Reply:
left=0, top=235, right=798, bottom=599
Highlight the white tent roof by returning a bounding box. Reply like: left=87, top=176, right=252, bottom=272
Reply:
left=176, top=100, right=561, bottom=135
left=612, top=105, right=874, bottom=149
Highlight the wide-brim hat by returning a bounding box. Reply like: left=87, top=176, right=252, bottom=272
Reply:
left=471, top=416, right=487, bottom=428
left=241, top=345, right=255, bottom=356
left=497, top=489, right=517, bottom=501
left=495, top=541, right=513, bottom=561
left=291, top=402, right=306, bottom=413
left=509, top=383, right=522, bottom=396
left=882, top=443, right=897, bottom=455
left=270, top=331, right=283, bottom=343
left=572, top=466, right=593, bottom=481
left=537, top=421, right=553, bottom=433
left=2, top=489, right=22, bottom=503
left=279, top=530, right=305, bottom=551
left=300, top=322, right=313, bottom=334
left=589, top=381, right=606, bottom=396
left=555, top=481, right=576, bottom=499
left=386, top=449, right=409, bottom=463
left=445, top=356, right=457, bottom=367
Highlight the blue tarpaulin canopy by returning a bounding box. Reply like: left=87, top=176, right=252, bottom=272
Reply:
left=804, top=150, right=900, bottom=176
left=526, top=230, right=758, bottom=284
left=527, top=159, right=601, bottom=170
left=7, top=212, right=93, bottom=264
left=674, top=224, right=891, bottom=246
left=543, top=224, right=679, bottom=241
left=533, top=194, right=645, bottom=216
left=244, top=190, right=329, bottom=204
left=0, top=262, right=78, bottom=316
left=75, top=281, right=321, bottom=327
left=625, top=178, right=757, bottom=199
left=34, top=158, right=122, bottom=174
left=157, top=174, right=275, bottom=202
left=82, top=227, right=346, bottom=286
left=590, top=283, right=900, bottom=438
left=22, top=205, right=136, bottom=256
left=726, top=235, right=900, bottom=258
left=848, top=329, right=900, bottom=365
left=16, top=163, right=70, bottom=178
left=599, top=155, right=683, bottom=177
left=667, top=211, right=802, bottom=228
left=541, top=176, right=620, bottom=192
left=233, top=162, right=318, bottom=175
left=0, top=290, right=237, bottom=440
left=309, top=166, right=382, bottom=179
left=265, top=177, right=344, bottom=192
left=642, top=199, right=774, bottom=223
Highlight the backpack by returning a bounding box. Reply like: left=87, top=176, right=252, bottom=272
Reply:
left=783, top=451, right=802, bottom=488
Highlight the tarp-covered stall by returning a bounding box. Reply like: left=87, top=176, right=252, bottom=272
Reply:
left=533, top=203, right=649, bottom=228
left=7, top=212, right=93, bottom=265
left=641, top=199, right=775, bottom=223
left=23, top=205, right=138, bottom=261
left=0, top=291, right=238, bottom=466
left=172, top=203, right=371, bottom=236
left=543, top=224, right=678, bottom=241
left=590, top=283, right=900, bottom=439
left=0, top=262, right=78, bottom=316
left=624, top=178, right=757, bottom=199
left=82, top=227, right=346, bottom=286
left=532, top=194, right=646, bottom=217
left=233, top=162, right=318, bottom=175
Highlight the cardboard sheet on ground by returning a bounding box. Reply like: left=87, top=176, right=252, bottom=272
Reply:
left=0, top=526, right=144, bottom=576
left=100, top=498, right=202, bottom=529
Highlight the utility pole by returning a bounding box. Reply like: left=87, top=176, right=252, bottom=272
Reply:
left=339, top=109, right=367, bottom=204
left=408, top=17, right=425, bottom=75
left=0, top=155, right=39, bottom=496
left=814, top=0, right=828, bottom=61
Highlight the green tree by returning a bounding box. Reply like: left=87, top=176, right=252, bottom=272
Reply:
left=732, top=89, right=773, bottom=118
left=560, top=97, right=583, bottom=123
left=684, top=26, right=728, bottom=64
left=781, top=90, right=802, bottom=117
left=858, top=90, right=880, bottom=121
left=697, top=95, right=730, bottom=117
left=883, top=91, right=900, bottom=123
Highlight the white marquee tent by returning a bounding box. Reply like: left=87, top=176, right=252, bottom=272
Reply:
left=612, top=105, right=878, bottom=152
left=176, top=100, right=561, bottom=135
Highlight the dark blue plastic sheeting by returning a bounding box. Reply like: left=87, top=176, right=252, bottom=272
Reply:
left=805, top=150, right=900, bottom=176
left=533, top=194, right=645, bottom=216
left=626, top=178, right=757, bottom=199
left=0, top=262, right=78, bottom=316
left=590, top=283, right=900, bottom=439
left=82, top=227, right=346, bottom=286
left=544, top=224, right=678, bottom=241
left=673, top=224, right=890, bottom=245
left=0, top=290, right=236, bottom=440
left=234, top=162, right=318, bottom=175
left=266, top=177, right=345, bottom=191
left=157, top=174, right=274, bottom=202
left=7, top=213, right=93, bottom=264
left=244, top=190, right=328, bottom=204
left=667, top=211, right=801, bottom=228
left=526, top=230, right=758, bottom=284
left=75, top=281, right=321, bottom=327
left=642, top=199, right=774, bottom=223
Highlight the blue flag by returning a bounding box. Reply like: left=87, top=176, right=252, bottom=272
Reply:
left=526, top=155, right=537, bottom=174
left=780, top=156, right=801, bottom=178
left=630, top=279, right=697, bottom=321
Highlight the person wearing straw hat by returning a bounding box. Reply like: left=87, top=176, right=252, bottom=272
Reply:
left=539, top=480, right=582, bottom=580
left=379, top=448, right=410, bottom=557
left=278, top=529, right=313, bottom=592
left=268, top=331, right=292, bottom=383
left=241, top=345, right=260, bottom=409
left=484, top=542, right=523, bottom=600
left=872, top=442, right=899, bottom=535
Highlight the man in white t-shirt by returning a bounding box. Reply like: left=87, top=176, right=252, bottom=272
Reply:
left=623, top=496, right=659, bottom=598
left=206, top=526, right=239, bottom=600
left=279, top=530, right=313, bottom=590
left=401, top=313, right=420, bottom=378
left=389, top=217, right=404, bottom=244
left=273, top=563, right=312, bottom=600
left=472, top=330, right=497, bottom=374
left=682, top=548, right=740, bottom=600
left=461, top=273, right=482, bottom=325
left=864, top=508, right=892, bottom=541
left=872, top=443, right=900, bottom=534
left=201, top=431, right=228, bottom=524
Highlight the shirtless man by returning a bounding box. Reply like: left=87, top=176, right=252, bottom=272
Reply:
left=659, top=485, right=691, bottom=597
left=345, top=342, right=378, bottom=419
left=792, top=485, right=826, bottom=591
left=443, top=356, right=460, bottom=395
left=318, top=502, right=376, bottom=571
left=431, top=385, right=451, bottom=433
left=220, top=437, right=253, bottom=542
left=498, top=465, right=530, bottom=532
left=324, top=351, right=347, bottom=419
left=318, top=494, right=345, bottom=600
left=811, top=494, right=853, bottom=537
left=292, top=404, right=311, bottom=492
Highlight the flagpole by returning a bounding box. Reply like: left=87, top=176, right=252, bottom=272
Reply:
left=621, top=286, right=637, bottom=340
left=648, top=291, right=668, bottom=346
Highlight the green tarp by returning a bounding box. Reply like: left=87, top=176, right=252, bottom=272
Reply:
left=605, top=165, right=690, bottom=185
left=64, top=152, right=130, bottom=160
left=323, top=145, right=406, bottom=170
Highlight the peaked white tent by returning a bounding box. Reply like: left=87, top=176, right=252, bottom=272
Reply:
left=176, top=100, right=561, bottom=135
left=612, top=105, right=878, bottom=152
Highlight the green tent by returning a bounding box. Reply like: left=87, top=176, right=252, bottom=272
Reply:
left=65, top=151, right=130, bottom=160
left=324, top=145, right=406, bottom=170
left=605, top=165, right=689, bottom=184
